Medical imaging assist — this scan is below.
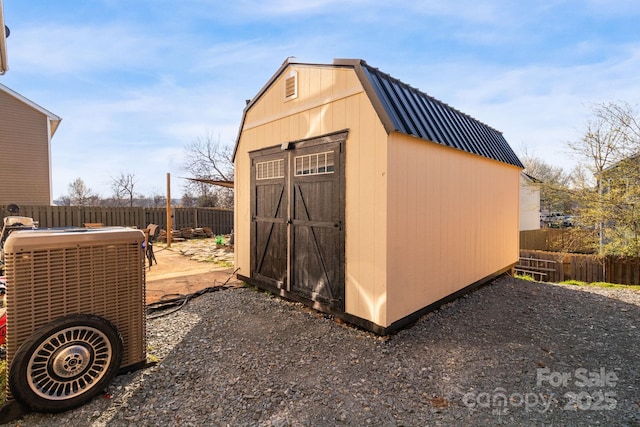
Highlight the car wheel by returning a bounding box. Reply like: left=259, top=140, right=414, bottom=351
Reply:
left=9, top=314, right=123, bottom=413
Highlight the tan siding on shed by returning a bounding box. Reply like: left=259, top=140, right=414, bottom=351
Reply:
left=385, top=132, right=520, bottom=324
left=235, top=64, right=390, bottom=325
left=0, top=89, right=53, bottom=205
left=343, top=91, right=388, bottom=326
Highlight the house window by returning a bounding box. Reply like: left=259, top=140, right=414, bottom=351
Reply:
left=295, top=151, right=334, bottom=176
left=285, top=70, right=297, bottom=100
left=256, top=159, right=285, bottom=180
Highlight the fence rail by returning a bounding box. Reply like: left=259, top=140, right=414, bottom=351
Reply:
left=0, top=205, right=234, bottom=235
left=518, top=250, right=566, bottom=282
left=519, top=249, right=639, bottom=285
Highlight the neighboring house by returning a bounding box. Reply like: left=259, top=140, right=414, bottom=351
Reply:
left=520, top=172, right=541, bottom=231
left=233, top=58, right=524, bottom=334
left=0, top=83, right=61, bottom=205
left=601, top=153, right=640, bottom=193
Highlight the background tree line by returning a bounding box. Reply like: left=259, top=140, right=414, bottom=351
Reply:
left=523, top=101, right=640, bottom=256
left=55, top=134, right=234, bottom=210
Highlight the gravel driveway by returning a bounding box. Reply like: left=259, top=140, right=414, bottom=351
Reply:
left=5, top=276, right=639, bottom=426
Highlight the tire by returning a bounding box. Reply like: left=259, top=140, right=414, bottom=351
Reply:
left=9, top=314, right=123, bottom=413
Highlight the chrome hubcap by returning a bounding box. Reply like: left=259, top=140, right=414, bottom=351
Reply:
left=51, top=344, right=91, bottom=378
left=27, top=326, right=113, bottom=400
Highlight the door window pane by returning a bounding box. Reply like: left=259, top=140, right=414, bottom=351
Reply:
left=256, top=159, right=284, bottom=180
left=294, top=151, right=334, bottom=176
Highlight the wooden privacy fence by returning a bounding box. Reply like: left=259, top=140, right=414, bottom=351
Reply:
left=0, top=205, right=234, bottom=235
left=520, top=229, right=597, bottom=254
left=605, top=256, right=640, bottom=286
left=519, top=249, right=640, bottom=285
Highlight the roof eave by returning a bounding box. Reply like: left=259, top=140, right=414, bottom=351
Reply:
left=233, top=58, right=297, bottom=162
left=184, top=177, right=235, bottom=189
left=49, top=118, right=62, bottom=137
left=334, top=58, right=396, bottom=135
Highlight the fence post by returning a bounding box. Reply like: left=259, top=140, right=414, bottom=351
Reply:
left=166, top=173, right=172, bottom=247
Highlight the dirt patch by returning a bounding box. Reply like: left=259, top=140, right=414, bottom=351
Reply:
left=145, top=242, right=241, bottom=304
left=146, top=245, right=225, bottom=281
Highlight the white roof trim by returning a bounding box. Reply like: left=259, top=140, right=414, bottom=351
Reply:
left=520, top=171, right=541, bottom=183
left=0, top=82, right=62, bottom=136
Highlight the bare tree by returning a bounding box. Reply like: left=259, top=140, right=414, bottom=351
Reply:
left=66, top=178, right=99, bottom=206
left=182, top=133, right=234, bottom=208
left=110, top=172, right=137, bottom=207
left=568, top=101, right=640, bottom=255
left=181, top=192, right=197, bottom=208
left=520, top=151, right=569, bottom=186
left=183, top=133, right=233, bottom=181
left=54, top=196, right=71, bottom=206
left=593, top=101, right=640, bottom=146
left=568, top=102, right=640, bottom=183
left=152, top=193, right=166, bottom=208
left=520, top=150, right=572, bottom=215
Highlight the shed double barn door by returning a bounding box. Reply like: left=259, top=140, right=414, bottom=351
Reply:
left=250, top=133, right=346, bottom=311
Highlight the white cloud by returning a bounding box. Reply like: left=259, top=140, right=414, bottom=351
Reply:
left=231, top=0, right=368, bottom=16
left=412, top=44, right=640, bottom=170
left=47, top=73, right=251, bottom=198
left=8, top=23, right=167, bottom=74
left=583, top=0, right=640, bottom=16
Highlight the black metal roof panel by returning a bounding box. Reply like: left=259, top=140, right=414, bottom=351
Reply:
left=351, top=60, right=524, bottom=168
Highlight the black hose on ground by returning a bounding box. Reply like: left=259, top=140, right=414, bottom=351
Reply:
left=146, top=268, right=240, bottom=319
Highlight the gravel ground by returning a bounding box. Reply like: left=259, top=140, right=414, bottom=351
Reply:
left=4, top=276, right=639, bottom=426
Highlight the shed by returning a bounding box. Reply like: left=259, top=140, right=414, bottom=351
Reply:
left=233, top=58, right=524, bottom=334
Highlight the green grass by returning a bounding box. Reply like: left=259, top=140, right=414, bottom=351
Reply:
left=514, top=275, right=640, bottom=291
left=559, top=279, right=640, bottom=291
left=147, top=353, right=160, bottom=364
left=214, top=260, right=234, bottom=268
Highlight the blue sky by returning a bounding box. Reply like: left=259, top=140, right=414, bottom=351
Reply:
left=2, top=0, right=639, bottom=199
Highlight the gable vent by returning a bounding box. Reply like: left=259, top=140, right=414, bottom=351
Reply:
left=285, top=70, right=297, bottom=100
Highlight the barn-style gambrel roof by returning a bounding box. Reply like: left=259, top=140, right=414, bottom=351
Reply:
left=335, top=59, right=523, bottom=168
left=235, top=58, right=523, bottom=168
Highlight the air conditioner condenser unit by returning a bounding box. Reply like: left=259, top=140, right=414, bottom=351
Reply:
left=2, top=227, right=146, bottom=414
